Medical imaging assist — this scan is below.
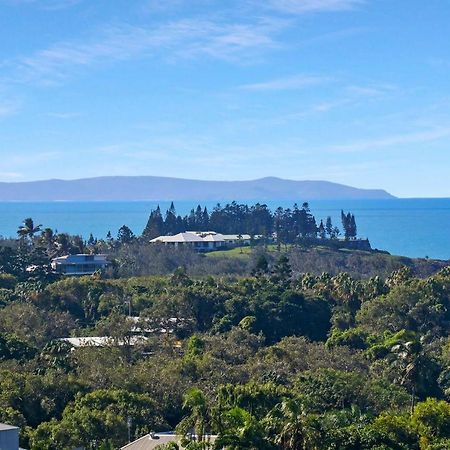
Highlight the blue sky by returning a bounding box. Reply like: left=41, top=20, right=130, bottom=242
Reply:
left=0, top=0, right=449, bottom=197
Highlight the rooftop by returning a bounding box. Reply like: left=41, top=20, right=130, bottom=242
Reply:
left=121, top=433, right=217, bottom=450
left=150, top=231, right=251, bottom=244
left=0, top=423, right=19, bottom=431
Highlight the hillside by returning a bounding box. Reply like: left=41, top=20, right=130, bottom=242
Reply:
left=0, top=176, right=395, bottom=201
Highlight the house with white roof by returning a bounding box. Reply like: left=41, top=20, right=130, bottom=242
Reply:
left=150, top=231, right=251, bottom=251
left=51, top=254, right=108, bottom=276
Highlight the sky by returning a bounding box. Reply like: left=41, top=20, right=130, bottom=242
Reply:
left=0, top=0, right=449, bottom=197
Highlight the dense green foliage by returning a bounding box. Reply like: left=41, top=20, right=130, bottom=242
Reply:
left=1, top=218, right=450, bottom=449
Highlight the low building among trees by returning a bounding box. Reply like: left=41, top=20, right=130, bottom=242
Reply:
left=150, top=231, right=252, bottom=251
left=51, top=254, right=108, bottom=275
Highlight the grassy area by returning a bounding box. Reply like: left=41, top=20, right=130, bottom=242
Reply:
left=206, top=246, right=253, bottom=258
left=205, top=244, right=290, bottom=258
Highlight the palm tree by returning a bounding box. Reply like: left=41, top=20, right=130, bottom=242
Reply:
left=17, top=217, right=42, bottom=240
left=266, top=399, right=316, bottom=450
left=391, top=338, right=426, bottom=415
left=40, top=227, right=57, bottom=256
left=177, top=388, right=210, bottom=443
left=216, top=406, right=270, bottom=450
left=55, top=233, right=72, bottom=255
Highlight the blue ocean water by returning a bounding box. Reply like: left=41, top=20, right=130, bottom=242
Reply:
left=0, top=199, right=449, bottom=260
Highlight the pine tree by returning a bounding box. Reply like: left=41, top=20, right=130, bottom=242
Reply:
left=271, top=255, right=292, bottom=287
left=350, top=214, right=357, bottom=239
left=202, top=207, right=210, bottom=230
left=318, top=220, right=326, bottom=239
left=143, top=206, right=165, bottom=239
left=165, top=202, right=177, bottom=235
left=325, top=216, right=333, bottom=238
left=87, top=233, right=96, bottom=246
left=252, top=254, right=269, bottom=277
left=117, top=225, right=135, bottom=244
left=195, top=205, right=204, bottom=230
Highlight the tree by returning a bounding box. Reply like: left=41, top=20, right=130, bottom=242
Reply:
left=0, top=332, right=36, bottom=362
left=266, top=398, right=314, bottom=450
left=165, top=202, right=178, bottom=235
left=341, top=211, right=357, bottom=240
left=390, top=337, right=438, bottom=415
left=17, top=218, right=42, bottom=241
left=143, top=206, right=165, bottom=239
left=252, top=255, right=269, bottom=277
left=318, top=220, right=326, bottom=239
left=117, top=225, right=135, bottom=244
left=177, top=388, right=210, bottom=442
left=271, top=256, right=292, bottom=287
left=215, top=406, right=272, bottom=450
left=30, top=389, right=166, bottom=449
left=325, top=217, right=334, bottom=238
left=87, top=233, right=96, bottom=247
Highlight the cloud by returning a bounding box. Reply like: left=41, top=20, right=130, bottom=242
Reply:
left=5, top=151, right=61, bottom=166
left=344, top=84, right=395, bottom=97
left=1, top=0, right=82, bottom=10
left=46, top=112, right=82, bottom=119
left=239, top=74, right=331, bottom=91
left=0, top=99, right=20, bottom=118
left=0, top=172, right=23, bottom=180
left=7, top=18, right=284, bottom=86
left=264, top=0, right=365, bottom=14
left=329, top=127, right=450, bottom=153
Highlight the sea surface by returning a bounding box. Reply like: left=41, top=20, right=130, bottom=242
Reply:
left=0, top=199, right=449, bottom=260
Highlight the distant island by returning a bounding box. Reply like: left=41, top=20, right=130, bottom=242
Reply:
left=0, top=176, right=395, bottom=201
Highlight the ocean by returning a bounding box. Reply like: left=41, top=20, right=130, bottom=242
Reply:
left=0, top=199, right=449, bottom=260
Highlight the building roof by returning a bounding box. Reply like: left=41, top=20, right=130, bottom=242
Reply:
left=121, top=433, right=217, bottom=450
left=222, top=234, right=251, bottom=241
left=150, top=231, right=251, bottom=244
left=151, top=232, right=205, bottom=243
left=0, top=423, right=19, bottom=431
left=52, top=254, right=107, bottom=264
left=59, top=336, right=147, bottom=348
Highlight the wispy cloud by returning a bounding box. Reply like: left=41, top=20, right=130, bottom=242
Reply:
left=329, top=126, right=450, bottom=153
left=344, top=84, right=395, bottom=97
left=264, top=0, right=365, bottom=14
left=7, top=18, right=284, bottom=86
left=0, top=172, right=23, bottom=180
left=0, top=99, right=20, bottom=118
left=46, top=112, right=82, bottom=119
left=311, top=83, right=395, bottom=112
left=5, top=151, right=61, bottom=165
left=239, top=74, right=331, bottom=91
left=1, top=0, right=82, bottom=10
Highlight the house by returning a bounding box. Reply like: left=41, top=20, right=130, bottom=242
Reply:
left=0, top=423, right=19, bottom=450
left=51, top=254, right=108, bottom=276
left=58, top=336, right=147, bottom=348
left=121, top=433, right=218, bottom=450
left=150, top=231, right=252, bottom=251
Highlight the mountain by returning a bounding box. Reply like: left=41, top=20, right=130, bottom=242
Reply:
left=0, top=176, right=395, bottom=201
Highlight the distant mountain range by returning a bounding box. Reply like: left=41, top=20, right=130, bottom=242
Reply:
left=0, top=176, right=395, bottom=201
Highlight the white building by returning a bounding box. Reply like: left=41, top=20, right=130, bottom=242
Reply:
left=51, top=254, right=108, bottom=276
left=150, top=231, right=252, bottom=251
left=58, top=336, right=147, bottom=348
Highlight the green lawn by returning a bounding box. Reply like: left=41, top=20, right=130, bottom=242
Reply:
left=206, top=246, right=253, bottom=258
left=205, top=244, right=288, bottom=258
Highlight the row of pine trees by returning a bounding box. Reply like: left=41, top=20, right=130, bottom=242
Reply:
left=140, top=201, right=358, bottom=242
